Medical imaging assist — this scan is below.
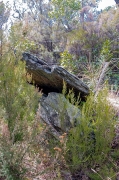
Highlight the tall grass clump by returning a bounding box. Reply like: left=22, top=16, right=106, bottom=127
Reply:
left=0, top=50, right=41, bottom=179
left=64, top=88, right=116, bottom=177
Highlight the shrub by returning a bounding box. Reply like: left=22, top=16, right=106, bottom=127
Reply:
left=0, top=50, right=40, bottom=179
left=63, top=88, right=116, bottom=178
left=60, top=51, right=78, bottom=73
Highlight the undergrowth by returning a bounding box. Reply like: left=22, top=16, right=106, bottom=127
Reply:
left=0, top=51, right=118, bottom=179
left=0, top=50, right=42, bottom=180
left=51, top=86, right=118, bottom=179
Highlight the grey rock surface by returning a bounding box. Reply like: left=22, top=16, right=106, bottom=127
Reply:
left=39, top=92, right=81, bottom=134
left=22, top=52, right=89, bottom=98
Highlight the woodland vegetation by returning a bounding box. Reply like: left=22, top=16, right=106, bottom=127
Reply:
left=0, top=0, right=119, bottom=179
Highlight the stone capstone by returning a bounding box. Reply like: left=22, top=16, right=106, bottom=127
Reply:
left=22, top=52, right=89, bottom=99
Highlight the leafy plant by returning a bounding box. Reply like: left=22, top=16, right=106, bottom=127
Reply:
left=9, top=22, right=38, bottom=54
left=60, top=51, right=78, bottom=73
left=50, top=0, right=80, bottom=20
left=101, top=39, right=113, bottom=61
left=64, top=88, right=116, bottom=177
left=0, top=48, right=41, bottom=179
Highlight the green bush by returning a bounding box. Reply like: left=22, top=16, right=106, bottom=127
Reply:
left=0, top=51, right=39, bottom=134
left=0, top=50, right=40, bottom=179
left=60, top=51, right=78, bottom=73
left=64, top=88, right=116, bottom=177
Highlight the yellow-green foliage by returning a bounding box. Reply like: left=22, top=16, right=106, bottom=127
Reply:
left=50, top=0, right=80, bottom=19
left=0, top=51, right=39, bottom=134
left=9, top=22, right=37, bottom=53
left=0, top=50, right=40, bottom=179
left=60, top=51, right=78, bottom=73
left=101, top=39, right=113, bottom=61
left=65, top=88, right=116, bottom=174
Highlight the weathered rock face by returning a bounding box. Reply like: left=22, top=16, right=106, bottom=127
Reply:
left=114, top=0, right=119, bottom=6
left=38, top=92, right=81, bottom=136
left=22, top=52, right=89, bottom=99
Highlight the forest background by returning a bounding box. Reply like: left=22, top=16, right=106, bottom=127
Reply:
left=2, top=0, right=119, bottom=89
left=0, top=0, right=119, bottom=179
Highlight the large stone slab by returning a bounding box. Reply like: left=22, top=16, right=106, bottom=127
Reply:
left=22, top=52, right=89, bottom=98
